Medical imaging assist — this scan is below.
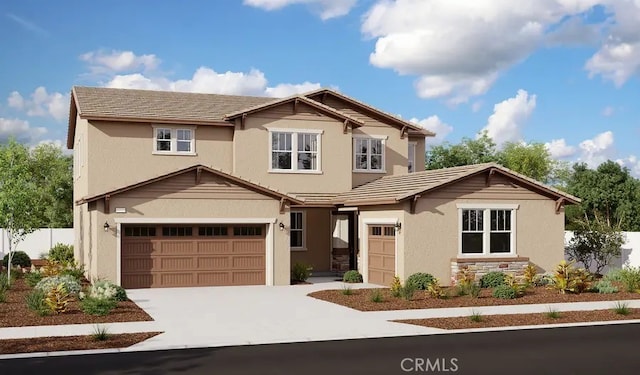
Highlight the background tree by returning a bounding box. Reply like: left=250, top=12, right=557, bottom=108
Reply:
left=565, top=161, right=640, bottom=231
left=0, top=139, right=40, bottom=282
left=426, top=132, right=497, bottom=170
left=565, top=212, right=626, bottom=276
left=29, top=143, right=73, bottom=228
left=496, top=142, right=554, bottom=183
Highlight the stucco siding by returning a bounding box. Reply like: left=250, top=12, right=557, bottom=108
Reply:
left=233, top=102, right=353, bottom=194
left=427, top=174, right=549, bottom=201
left=290, top=208, right=331, bottom=272
left=85, top=120, right=234, bottom=195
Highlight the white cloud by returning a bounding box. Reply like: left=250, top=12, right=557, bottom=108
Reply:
left=481, top=90, right=537, bottom=145
left=243, top=0, right=357, bottom=19
left=360, top=0, right=640, bottom=102
left=616, top=155, right=640, bottom=177
left=105, top=67, right=321, bottom=97
left=585, top=1, right=640, bottom=87
left=7, top=87, right=69, bottom=121
left=0, top=117, right=48, bottom=143
left=545, top=138, right=578, bottom=158
left=471, top=101, right=483, bottom=113
left=602, top=105, right=615, bottom=116
left=577, top=130, right=616, bottom=167
left=409, top=115, right=453, bottom=144
left=81, top=50, right=160, bottom=74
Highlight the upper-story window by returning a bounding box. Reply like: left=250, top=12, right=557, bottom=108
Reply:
left=353, top=135, right=386, bottom=173
left=153, top=126, right=195, bottom=155
left=269, top=128, right=323, bottom=173
left=408, top=142, right=417, bottom=173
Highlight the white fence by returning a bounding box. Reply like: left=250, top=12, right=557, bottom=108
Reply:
left=0, top=228, right=74, bottom=260
left=565, top=231, right=640, bottom=273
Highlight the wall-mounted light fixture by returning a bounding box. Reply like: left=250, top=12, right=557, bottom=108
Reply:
left=394, top=222, right=402, bottom=231
left=103, top=221, right=110, bottom=232
left=279, top=222, right=285, bottom=231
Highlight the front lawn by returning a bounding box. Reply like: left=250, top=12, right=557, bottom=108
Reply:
left=308, top=286, right=640, bottom=312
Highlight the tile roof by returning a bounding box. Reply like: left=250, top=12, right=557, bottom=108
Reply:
left=335, top=163, right=581, bottom=205
left=72, top=86, right=274, bottom=124
left=288, top=192, right=340, bottom=206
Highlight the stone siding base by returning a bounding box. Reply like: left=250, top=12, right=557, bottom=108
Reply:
left=331, top=248, right=350, bottom=273
left=450, top=257, right=530, bottom=285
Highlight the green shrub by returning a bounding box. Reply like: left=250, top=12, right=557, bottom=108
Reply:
left=546, top=308, right=561, bottom=319
left=469, top=310, right=483, bottom=322
left=83, top=279, right=127, bottom=301
left=61, top=265, right=85, bottom=281
left=400, top=282, right=417, bottom=301
left=612, top=301, right=631, bottom=315
left=480, top=272, right=507, bottom=288
left=25, top=290, right=50, bottom=316
left=35, top=275, right=81, bottom=296
left=2, top=251, right=32, bottom=268
left=341, top=284, right=354, bottom=296
left=457, top=282, right=481, bottom=298
left=369, top=289, right=384, bottom=303
left=291, top=262, right=312, bottom=282
left=0, top=273, right=10, bottom=291
left=492, top=284, right=517, bottom=299
left=342, top=270, right=363, bottom=283
left=406, top=273, right=435, bottom=290
left=617, top=267, right=640, bottom=293
left=25, top=271, right=43, bottom=288
left=92, top=325, right=110, bottom=341
left=81, top=297, right=118, bottom=316
left=47, top=243, right=74, bottom=263
left=593, top=279, right=618, bottom=294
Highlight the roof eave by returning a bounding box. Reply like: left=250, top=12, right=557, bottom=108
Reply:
left=81, top=115, right=233, bottom=127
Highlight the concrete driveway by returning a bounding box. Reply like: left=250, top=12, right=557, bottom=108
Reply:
left=124, top=279, right=439, bottom=351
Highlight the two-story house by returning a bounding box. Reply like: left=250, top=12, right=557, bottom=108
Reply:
left=67, top=86, right=579, bottom=288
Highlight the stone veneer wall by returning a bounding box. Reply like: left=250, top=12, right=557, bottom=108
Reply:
left=331, top=248, right=350, bottom=273
left=450, top=257, right=530, bottom=285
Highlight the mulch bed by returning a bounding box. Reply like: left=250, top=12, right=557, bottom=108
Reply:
left=0, top=278, right=153, bottom=328
left=395, top=309, right=640, bottom=330
left=0, top=332, right=162, bottom=355
left=308, top=286, right=640, bottom=312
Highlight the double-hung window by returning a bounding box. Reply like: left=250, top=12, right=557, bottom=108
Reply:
left=153, top=126, right=195, bottom=154
left=290, top=211, right=304, bottom=249
left=269, top=129, right=322, bottom=173
left=353, top=136, right=386, bottom=172
left=458, top=204, right=518, bottom=256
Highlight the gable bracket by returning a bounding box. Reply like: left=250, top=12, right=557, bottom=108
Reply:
left=240, top=113, right=247, bottom=130
left=293, top=98, right=299, bottom=114
left=410, top=194, right=421, bottom=214
left=343, top=119, right=349, bottom=134
left=196, top=167, right=202, bottom=184
left=555, top=197, right=565, bottom=214
left=486, top=169, right=496, bottom=187
left=400, top=125, right=408, bottom=139
left=321, top=92, right=328, bottom=104
left=104, top=195, right=110, bottom=213
left=279, top=197, right=286, bottom=214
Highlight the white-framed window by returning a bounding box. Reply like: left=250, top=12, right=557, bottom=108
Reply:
left=268, top=128, right=322, bottom=173
left=153, top=126, right=195, bottom=154
left=408, top=142, right=417, bottom=173
left=353, top=135, right=386, bottom=172
left=290, top=211, right=305, bottom=250
left=457, top=204, right=518, bottom=256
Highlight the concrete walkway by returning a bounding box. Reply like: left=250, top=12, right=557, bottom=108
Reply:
left=2, top=278, right=640, bottom=355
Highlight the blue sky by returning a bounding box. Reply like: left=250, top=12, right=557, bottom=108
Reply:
left=1, top=0, right=639, bottom=176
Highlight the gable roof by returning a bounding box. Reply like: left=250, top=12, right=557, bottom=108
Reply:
left=67, top=86, right=274, bottom=148
left=223, top=94, right=364, bottom=127
left=304, top=88, right=436, bottom=137
left=76, top=164, right=304, bottom=206
left=335, top=163, right=581, bottom=206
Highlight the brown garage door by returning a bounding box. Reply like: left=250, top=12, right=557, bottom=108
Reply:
left=121, top=224, right=266, bottom=288
left=367, top=225, right=396, bottom=286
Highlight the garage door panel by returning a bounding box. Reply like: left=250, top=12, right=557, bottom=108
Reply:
left=232, top=255, right=264, bottom=269
left=368, top=225, right=396, bottom=286
left=121, top=224, right=266, bottom=288
left=232, top=240, right=264, bottom=253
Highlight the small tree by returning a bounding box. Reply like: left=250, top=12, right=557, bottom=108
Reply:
left=565, top=212, right=626, bottom=276
left=0, top=139, right=39, bottom=283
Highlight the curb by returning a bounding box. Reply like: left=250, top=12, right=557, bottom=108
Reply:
left=1, top=319, right=639, bottom=360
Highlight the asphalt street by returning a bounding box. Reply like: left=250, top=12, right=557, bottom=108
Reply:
left=1, top=323, right=639, bottom=375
